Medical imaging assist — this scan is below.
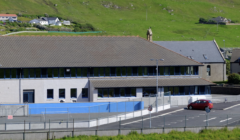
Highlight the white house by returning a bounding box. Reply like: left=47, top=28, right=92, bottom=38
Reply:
left=55, top=21, right=62, bottom=26
left=62, top=20, right=71, bottom=25
left=29, top=19, right=49, bottom=25
left=48, top=17, right=59, bottom=25
left=0, top=14, right=17, bottom=21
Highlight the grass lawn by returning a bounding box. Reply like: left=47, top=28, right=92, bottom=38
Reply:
left=1, top=0, right=240, bottom=47
left=57, top=128, right=240, bottom=140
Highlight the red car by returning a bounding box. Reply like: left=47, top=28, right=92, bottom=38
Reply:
left=188, top=99, right=213, bottom=110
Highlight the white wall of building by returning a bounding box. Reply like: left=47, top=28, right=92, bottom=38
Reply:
left=0, top=78, right=89, bottom=104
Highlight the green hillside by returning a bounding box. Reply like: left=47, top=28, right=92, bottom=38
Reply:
left=1, top=0, right=240, bottom=47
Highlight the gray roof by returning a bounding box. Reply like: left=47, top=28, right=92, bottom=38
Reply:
left=230, top=49, right=240, bottom=63
left=153, top=41, right=225, bottom=63
left=90, top=78, right=215, bottom=88
left=47, top=17, right=58, bottom=20
left=0, top=36, right=202, bottom=68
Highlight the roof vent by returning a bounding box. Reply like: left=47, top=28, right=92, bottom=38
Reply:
left=203, top=54, right=208, bottom=60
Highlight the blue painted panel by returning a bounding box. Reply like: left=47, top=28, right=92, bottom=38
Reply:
left=28, top=101, right=144, bottom=114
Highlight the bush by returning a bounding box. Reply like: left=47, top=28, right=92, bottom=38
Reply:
left=199, top=18, right=207, bottom=23
left=228, top=73, right=240, bottom=84
left=226, top=61, right=230, bottom=75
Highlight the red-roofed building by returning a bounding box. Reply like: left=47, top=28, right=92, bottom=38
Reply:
left=0, top=14, right=17, bottom=21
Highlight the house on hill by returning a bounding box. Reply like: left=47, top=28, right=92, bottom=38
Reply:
left=210, top=16, right=231, bottom=23
left=0, top=14, right=17, bottom=21
left=154, top=40, right=226, bottom=82
left=230, top=49, right=240, bottom=74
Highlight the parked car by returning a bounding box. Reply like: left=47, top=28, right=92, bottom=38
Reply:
left=188, top=99, right=213, bottom=110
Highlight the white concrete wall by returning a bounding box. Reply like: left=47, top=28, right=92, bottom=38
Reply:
left=0, top=78, right=89, bottom=103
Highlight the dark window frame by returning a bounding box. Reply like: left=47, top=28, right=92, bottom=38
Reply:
left=47, top=89, right=54, bottom=99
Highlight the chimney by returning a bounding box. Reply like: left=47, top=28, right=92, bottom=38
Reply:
left=147, top=27, right=152, bottom=42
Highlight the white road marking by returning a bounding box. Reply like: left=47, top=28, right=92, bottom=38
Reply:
left=170, top=122, right=177, bottom=124
left=223, top=104, right=240, bottom=110
left=203, top=117, right=216, bottom=122
left=121, top=108, right=184, bottom=125
left=220, top=118, right=232, bottom=122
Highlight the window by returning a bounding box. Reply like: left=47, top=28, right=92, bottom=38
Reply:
left=170, top=67, right=174, bottom=75
left=132, top=67, right=138, bottom=76
left=94, top=68, right=99, bottom=77
left=121, top=68, right=126, bottom=76
left=169, top=87, right=174, bottom=95
left=59, top=68, right=64, bottom=77
left=82, top=68, right=88, bottom=77
left=165, top=67, right=169, bottom=75
left=105, top=68, right=110, bottom=76
left=89, top=68, right=94, bottom=77
left=42, top=68, right=47, bottom=78
left=11, top=69, right=17, bottom=78
left=193, top=66, right=198, bottom=75
left=127, top=67, right=132, bottom=76
left=190, top=66, right=194, bottom=75
left=195, top=86, right=199, bottom=95
left=180, top=67, right=185, bottom=75
left=53, top=68, right=58, bottom=78
left=175, top=67, right=180, bottom=75
left=5, top=69, right=11, bottom=78
left=116, top=68, right=121, bottom=76
left=143, top=87, right=156, bottom=97
left=114, top=88, right=120, bottom=97
left=143, top=67, right=148, bottom=76
left=71, top=68, right=76, bottom=77
left=99, top=68, right=105, bottom=76
left=71, top=88, right=77, bottom=98
left=207, top=65, right=211, bottom=76
left=98, top=89, right=103, bottom=98
left=47, top=89, right=54, bottom=99
left=110, top=67, right=116, bottom=76
left=109, top=89, right=114, bottom=97
left=47, top=68, right=52, bottom=78
left=23, top=69, right=29, bottom=78
left=148, top=67, right=155, bottom=76
left=65, top=68, right=71, bottom=77
left=59, top=89, right=65, bottom=99
left=120, top=88, right=125, bottom=97
left=185, top=67, right=190, bottom=75
left=103, top=89, right=108, bottom=97
left=159, top=67, right=164, bottom=75
left=174, top=87, right=179, bottom=95
left=190, top=86, right=195, bottom=95
left=82, top=88, right=88, bottom=98
left=179, top=87, right=185, bottom=95
left=199, top=86, right=205, bottom=94
left=138, top=67, right=143, bottom=76
left=125, top=88, right=131, bottom=97
left=77, top=68, right=81, bottom=77
left=131, top=88, right=136, bottom=97
left=184, top=87, right=189, bottom=95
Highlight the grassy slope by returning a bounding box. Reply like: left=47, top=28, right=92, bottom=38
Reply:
left=1, top=0, right=240, bottom=47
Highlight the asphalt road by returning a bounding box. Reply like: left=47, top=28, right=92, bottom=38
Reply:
left=97, top=101, right=240, bottom=130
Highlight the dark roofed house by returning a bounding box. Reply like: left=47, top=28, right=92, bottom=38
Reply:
left=210, top=16, right=231, bottom=23
left=230, top=49, right=240, bottom=74
left=154, top=40, right=226, bottom=82
left=0, top=36, right=214, bottom=104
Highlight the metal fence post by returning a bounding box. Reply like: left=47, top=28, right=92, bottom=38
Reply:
left=45, top=108, right=46, bottom=122
left=72, top=119, right=74, bottom=137
left=125, top=101, right=127, bottom=119
left=49, top=119, right=50, bottom=132
left=141, top=116, right=143, bottom=134
left=227, top=115, right=229, bottom=127
left=133, top=101, right=134, bottom=118
left=23, top=120, right=25, bottom=140
left=67, top=108, right=69, bottom=128
left=184, top=115, right=186, bottom=132
left=163, top=116, right=165, bottom=133
left=118, top=117, right=121, bottom=135
left=141, top=98, right=143, bottom=116
left=206, top=114, right=208, bottom=127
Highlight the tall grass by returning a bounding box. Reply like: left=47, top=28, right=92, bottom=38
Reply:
left=57, top=127, right=240, bottom=140
left=1, top=0, right=240, bottom=47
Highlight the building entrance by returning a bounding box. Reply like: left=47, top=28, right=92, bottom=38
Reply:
left=23, top=90, right=34, bottom=103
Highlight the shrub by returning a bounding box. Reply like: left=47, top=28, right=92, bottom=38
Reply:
left=228, top=73, right=240, bottom=84
left=199, top=18, right=207, bottom=23
left=226, top=61, right=230, bottom=75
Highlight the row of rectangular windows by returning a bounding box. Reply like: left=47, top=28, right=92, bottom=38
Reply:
left=0, top=66, right=198, bottom=79
left=97, top=86, right=211, bottom=98
left=47, top=88, right=88, bottom=99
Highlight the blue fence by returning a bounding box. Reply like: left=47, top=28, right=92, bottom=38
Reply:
left=28, top=101, right=144, bottom=115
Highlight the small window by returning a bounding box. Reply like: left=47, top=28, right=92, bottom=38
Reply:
left=180, top=67, right=185, bottom=75
left=127, top=67, right=132, bottom=76
left=47, top=89, right=54, bottom=99
left=116, top=68, right=121, bottom=76
left=77, top=68, right=81, bottom=77
left=5, top=69, right=11, bottom=78
left=138, top=67, right=143, bottom=76
left=99, top=68, right=105, bottom=76
left=110, top=67, right=116, bottom=76
left=207, top=65, right=211, bottom=76
left=59, top=89, right=65, bottom=99
left=53, top=68, right=58, bottom=78
left=59, top=68, right=64, bottom=77
left=71, top=88, right=77, bottom=98
left=159, top=67, right=164, bottom=75
left=47, top=68, right=52, bottom=78
left=109, top=89, right=114, bottom=97
left=82, top=68, right=88, bottom=77
left=94, top=68, right=99, bottom=76
left=170, top=67, right=174, bottom=75
left=98, top=89, right=103, bottom=98
left=105, top=68, right=110, bottom=76
left=23, top=69, right=29, bottom=78
left=42, top=68, right=47, bottom=78
left=165, top=67, right=169, bottom=75
left=82, top=88, right=88, bottom=98
left=65, top=68, right=71, bottom=77
left=121, top=68, right=126, bottom=76
left=132, top=67, right=138, bottom=76
left=12, top=69, right=17, bottom=78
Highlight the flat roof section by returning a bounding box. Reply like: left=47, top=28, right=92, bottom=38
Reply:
left=90, top=78, right=215, bottom=88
